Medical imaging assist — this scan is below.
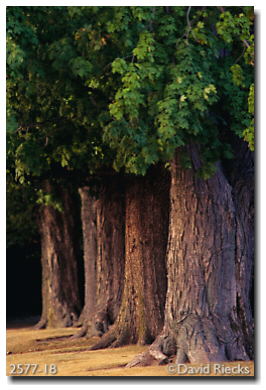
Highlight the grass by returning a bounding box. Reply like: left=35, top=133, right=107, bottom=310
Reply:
left=6, top=324, right=254, bottom=377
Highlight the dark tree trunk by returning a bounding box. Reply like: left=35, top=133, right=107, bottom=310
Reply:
left=36, top=182, right=81, bottom=329
left=228, top=140, right=254, bottom=359
left=91, top=166, right=170, bottom=349
left=74, top=176, right=125, bottom=338
left=128, top=144, right=253, bottom=367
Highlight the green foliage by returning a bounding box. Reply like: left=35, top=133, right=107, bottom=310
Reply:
left=36, top=189, right=63, bottom=212
left=6, top=175, right=39, bottom=248
left=230, top=64, right=245, bottom=87
left=6, top=6, right=255, bottom=271
left=243, top=83, right=254, bottom=151
left=7, top=5, right=254, bottom=183
left=7, top=7, right=111, bottom=186
left=103, top=7, right=254, bottom=175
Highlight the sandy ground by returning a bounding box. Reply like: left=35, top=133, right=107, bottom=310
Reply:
left=6, top=323, right=254, bottom=377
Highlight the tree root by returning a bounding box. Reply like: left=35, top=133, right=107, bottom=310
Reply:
left=89, top=330, right=117, bottom=350
left=34, top=318, right=47, bottom=330
left=33, top=312, right=79, bottom=330
left=89, top=323, right=137, bottom=350
left=126, top=314, right=251, bottom=368
left=72, top=310, right=111, bottom=340
left=126, top=334, right=174, bottom=367
left=126, top=351, right=160, bottom=368
left=70, top=324, right=89, bottom=339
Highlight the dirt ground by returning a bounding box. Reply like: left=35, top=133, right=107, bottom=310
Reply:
left=6, top=322, right=254, bottom=377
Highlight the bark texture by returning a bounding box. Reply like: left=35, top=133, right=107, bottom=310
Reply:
left=91, top=166, right=170, bottom=349
left=36, top=182, right=81, bottom=329
left=75, top=176, right=125, bottom=338
left=128, top=144, right=253, bottom=367
left=229, top=141, right=254, bottom=359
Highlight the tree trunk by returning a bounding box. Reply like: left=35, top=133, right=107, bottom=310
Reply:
left=36, top=182, right=81, bottom=329
left=128, top=144, right=253, bottom=366
left=228, top=140, right=254, bottom=359
left=75, top=176, right=125, bottom=338
left=91, top=166, right=170, bottom=349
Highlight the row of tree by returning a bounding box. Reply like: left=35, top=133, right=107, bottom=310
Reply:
left=7, top=6, right=254, bottom=365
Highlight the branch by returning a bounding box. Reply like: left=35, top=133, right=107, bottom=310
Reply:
left=186, top=6, right=192, bottom=31
left=234, top=46, right=246, bottom=64
left=243, top=39, right=250, bottom=48
left=182, top=6, right=192, bottom=43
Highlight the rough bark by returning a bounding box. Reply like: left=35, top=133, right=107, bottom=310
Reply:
left=128, top=144, right=252, bottom=367
left=91, top=166, right=170, bottom=349
left=36, top=182, right=81, bottom=329
left=74, top=176, right=125, bottom=338
left=228, top=140, right=254, bottom=359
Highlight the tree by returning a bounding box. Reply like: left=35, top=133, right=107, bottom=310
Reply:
left=91, top=166, right=169, bottom=348
left=7, top=6, right=171, bottom=337
left=226, top=138, right=254, bottom=359
left=129, top=146, right=251, bottom=366
left=37, top=181, right=81, bottom=328
left=7, top=6, right=254, bottom=363
left=6, top=6, right=90, bottom=328
left=76, top=176, right=125, bottom=338
left=88, top=6, right=254, bottom=362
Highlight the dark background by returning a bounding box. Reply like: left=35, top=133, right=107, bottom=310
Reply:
left=6, top=244, right=42, bottom=322
left=6, top=242, right=85, bottom=323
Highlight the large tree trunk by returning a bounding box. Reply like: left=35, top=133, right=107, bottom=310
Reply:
left=74, top=176, right=125, bottom=338
left=36, top=182, right=81, bottom=329
left=128, top=144, right=253, bottom=367
left=91, top=166, right=170, bottom=349
left=228, top=140, right=254, bottom=359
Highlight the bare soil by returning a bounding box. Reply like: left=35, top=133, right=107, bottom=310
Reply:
left=6, top=323, right=254, bottom=377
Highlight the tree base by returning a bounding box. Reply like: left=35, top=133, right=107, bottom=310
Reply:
left=126, top=314, right=250, bottom=367
left=89, top=329, right=119, bottom=350
left=89, top=317, right=157, bottom=350
left=34, top=318, right=47, bottom=330
left=34, top=313, right=80, bottom=330
left=70, top=325, right=89, bottom=339
left=126, top=335, right=172, bottom=367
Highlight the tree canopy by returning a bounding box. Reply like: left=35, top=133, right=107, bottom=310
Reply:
left=7, top=6, right=254, bottom=186
left=6, top=7, right=255, bottom=361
